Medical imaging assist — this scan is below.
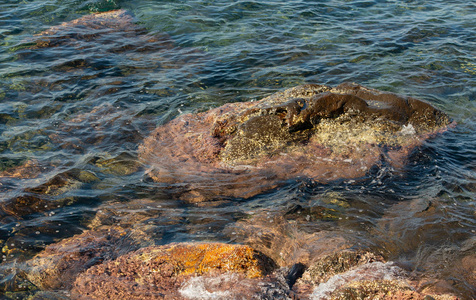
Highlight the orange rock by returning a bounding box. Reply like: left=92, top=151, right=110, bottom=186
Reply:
left=71, top=243, right=276, bottom=299
left=150, top=243, right=274, bottom=278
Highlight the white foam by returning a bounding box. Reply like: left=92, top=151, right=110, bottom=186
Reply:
left=310, top=261, right=406, bottom=300
left=400, top=124, right=416, bottom=135
left=179, top=274, right=235, bottom=300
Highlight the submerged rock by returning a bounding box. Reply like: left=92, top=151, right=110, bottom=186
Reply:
left=0, top=160, right=44, bottom=179
left=29, top=9, right=173, bottom=52
left=25, top=227, right=147, bottom=290
left=48, top=103, right=147, bottom=153
left=225, top=210, right=352, bottom=267
left=20, top=220, right=461, bottom=300
left=140, top=83, right=450, bottom=202
left=0, top=169, right=93, bottom=221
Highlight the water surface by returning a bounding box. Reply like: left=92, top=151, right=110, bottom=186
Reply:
left=0, top=0, right=475, bottom=298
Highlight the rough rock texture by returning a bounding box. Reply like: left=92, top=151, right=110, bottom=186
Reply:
left=25, top=226, right=147, bottom=290
left=140, top=83, right=450, bottom=202
left=28, top=291, right=71, bottom=300
left=293, top=251, right=459, bottom=300
left=71, top=243, right=278, bottom=299
left=22, top=225, right=462, bottom=300
left=294, top=250, right=386, bottom=295
left=297, top=250, right=385, bottom=286
left=329, top=280, right=458, bottom=300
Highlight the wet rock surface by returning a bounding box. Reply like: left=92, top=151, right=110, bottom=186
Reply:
left=19, top=235, right=460, bottom=300
left=225, top=210, right=353, bottom=267
left=328, top=280, right=457, bottom=300
left=71, top=242, right=278, bottom=299
left=0, top=7, right=466, bottom=300
left=290, top=250, right=458, bottom=300
left=24, top=226, right=147, bottom=290
left=295, top=250, right=385, bottom=289
left=14, top=198, right=462, bottom=300
left=140, top=83, right=450, bottom=202
left=223, top=209, right=462, bottom=299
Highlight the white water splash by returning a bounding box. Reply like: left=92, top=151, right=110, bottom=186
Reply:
left=311, top=261, right=407, bottom=300
left=179, top=274, right=236, bottom=300
left=400, top=124, right=416, bottom=135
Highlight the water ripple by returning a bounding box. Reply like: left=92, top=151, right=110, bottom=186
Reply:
left=0, top=0, right=474, bottom=297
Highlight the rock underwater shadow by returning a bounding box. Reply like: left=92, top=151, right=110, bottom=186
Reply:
left=140, top=82, right=451, bottom=203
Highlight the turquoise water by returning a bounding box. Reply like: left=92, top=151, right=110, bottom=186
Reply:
left=0, top=0, right=475, bottom=298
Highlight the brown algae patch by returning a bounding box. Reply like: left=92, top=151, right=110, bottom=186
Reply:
left=140, top=82, right=450, bottom=201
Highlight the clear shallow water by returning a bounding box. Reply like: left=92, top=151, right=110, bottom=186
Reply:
left=0, top=0, right=475, bottom=298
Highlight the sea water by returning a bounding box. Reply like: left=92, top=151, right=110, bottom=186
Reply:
left=0, top=0, right=475, bottom=298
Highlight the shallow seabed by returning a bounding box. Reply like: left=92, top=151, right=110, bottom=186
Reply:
left=0, top=0, right=475, bottom=298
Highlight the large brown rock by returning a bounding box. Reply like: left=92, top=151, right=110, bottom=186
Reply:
left=71, top=243, right=278, bottom=299
left=139, top=83, right=450, bottom=202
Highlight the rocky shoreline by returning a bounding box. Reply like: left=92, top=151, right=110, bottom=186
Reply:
left=0, top=9, right=470, bottom=300
left=16, top=233, right=462, bottom=299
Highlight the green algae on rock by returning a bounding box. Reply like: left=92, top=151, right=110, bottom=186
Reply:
left=139, top=83, right=450, bottom=202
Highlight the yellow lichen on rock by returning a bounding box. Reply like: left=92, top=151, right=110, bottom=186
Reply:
left=138, top=243, right=273, bottom=278
left=70, top=242, right=276, bottom=299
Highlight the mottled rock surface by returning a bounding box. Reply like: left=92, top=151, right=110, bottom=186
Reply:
left=296, top=250, right=385, bottom=288
left=71, top=243, right=278, bottom=299
left=25, top=227, right=147, bottom=290
left=294, top=251, right=459, bottom=300
left=329, top=280, right=457, bottom=300
left=140, top=83, right=450, bottom=202
left=21, top=230, right=461, bottom=300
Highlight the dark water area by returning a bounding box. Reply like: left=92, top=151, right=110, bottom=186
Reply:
left=0, top=0, right=475, bottom=299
